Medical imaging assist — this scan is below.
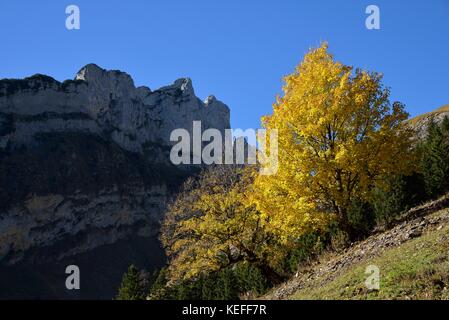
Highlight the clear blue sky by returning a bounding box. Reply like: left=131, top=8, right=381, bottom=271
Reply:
left=1, top=0, right=448, bottom=131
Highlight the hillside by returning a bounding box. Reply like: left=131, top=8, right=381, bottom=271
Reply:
left=408, top=104, right=449, bottom=125
left=407, top=104, right=449, bottom=138
left=263, top=195, right=449, bottom=300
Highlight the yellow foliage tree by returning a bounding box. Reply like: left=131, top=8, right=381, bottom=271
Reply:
left=251, top=43, right=415, bottom=241
left=161, top=165, right=284, bottom=283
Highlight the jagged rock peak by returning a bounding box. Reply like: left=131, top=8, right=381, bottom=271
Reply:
left=173, top=77, right=193, bottom=92
left=75, top=63, right=105, bottom=81
left=75, top=63, right=132, bottom=81
left=75, top=63, right=135, bottom=89
left=204, top=95, right=217, bottom=105
left=155, top=77, right=195, bottom=97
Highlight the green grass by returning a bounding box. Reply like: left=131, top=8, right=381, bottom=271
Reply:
left=292, top=221, right=449, bottom=300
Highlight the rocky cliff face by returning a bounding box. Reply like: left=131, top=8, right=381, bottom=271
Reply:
left=407, top=104, right=449, bottom=139
left=0, top=65, right=230, bottom=298
left=0, top=64, right=230, bottom=154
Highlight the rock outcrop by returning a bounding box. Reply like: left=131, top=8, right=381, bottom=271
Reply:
left=0, top=64, right=230, bottom=298
left=407, top=104, right=449, bottom=139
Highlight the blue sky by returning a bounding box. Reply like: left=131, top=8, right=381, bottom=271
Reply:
left=0, top=0, right=448, bottom=131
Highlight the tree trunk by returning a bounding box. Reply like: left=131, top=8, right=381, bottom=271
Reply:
left=337, top=207, right=355, bottom=241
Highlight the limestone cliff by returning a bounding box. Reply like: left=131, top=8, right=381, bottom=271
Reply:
left=0, top=63, right=230, bottom=154
left=0, top=64, right=230, bottom=298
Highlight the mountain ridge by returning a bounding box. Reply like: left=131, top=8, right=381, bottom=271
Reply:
left=0, top=65, right=230, bottom=299
left=407, top=104, right=449, bottom=138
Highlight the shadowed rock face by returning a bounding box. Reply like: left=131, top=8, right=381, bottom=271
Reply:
left=0, top=65, right=230, bottom=298
left=0, top=133, right=186, bottom=265
left=0, top=234, right=166, bottom=300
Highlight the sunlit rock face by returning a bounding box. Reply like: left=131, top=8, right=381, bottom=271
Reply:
left=407, top=104, right=449, bottom=139
left=0, top=64, right=230, bottom=273
left=0, top=63, right=230, bottom=154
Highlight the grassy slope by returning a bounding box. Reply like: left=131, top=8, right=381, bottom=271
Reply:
left=407, top=104, right=449, bottom=125
left=291, top=211, right=449, bottom=300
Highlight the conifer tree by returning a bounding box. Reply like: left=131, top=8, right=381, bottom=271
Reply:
left=421, top=117, right=449, bottom=198
left=116, top=264, right=147, bottom=300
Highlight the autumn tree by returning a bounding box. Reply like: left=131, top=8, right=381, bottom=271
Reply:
left=161, top=165, right=284, bottom=284
left=251, top=43, right=415, bottom=240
